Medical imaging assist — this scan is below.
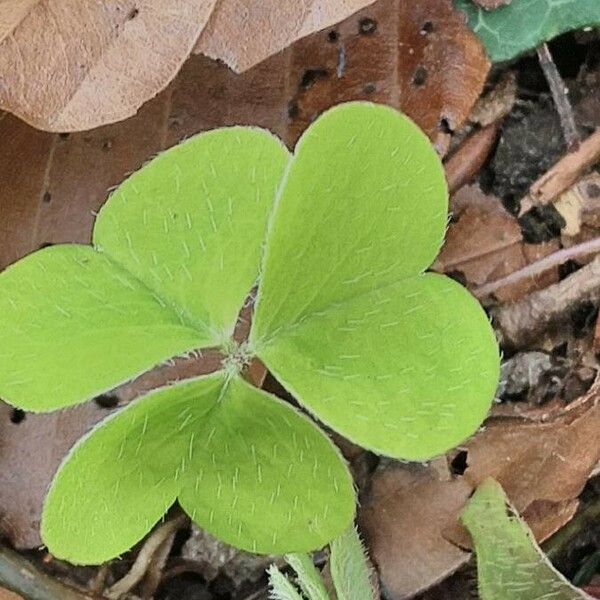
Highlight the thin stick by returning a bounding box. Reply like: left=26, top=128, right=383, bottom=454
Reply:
left=519, top=128, right=600, bottom=216
left=105, top=515, right=187, bottom=600
left=537, top=43, right=580, bottom=150
left=474, top=236, right=600, bottom=298
left=444, top=123, right=499, bottom=194
left=0, top=545, right=94, bottom=600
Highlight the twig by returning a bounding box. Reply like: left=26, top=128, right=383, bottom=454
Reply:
left=493, top=254, right=600, bottom=348
left=474, top=236, right=600, bottom=298
left=105, top=515, right=187, bottom=600
left=444, top=123, right=500, bottom=194
left=139, top=526, right=179, bottom=599
left=0, top=544, right=95, bottom=600
left=537, top=43, right=580, bottom=150
left=519, top=128, right=600, bottom=216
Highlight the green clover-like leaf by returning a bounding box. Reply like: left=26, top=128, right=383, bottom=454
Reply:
left=252, top=102, right=499, bottom=460
left=0, top=127, right=289, bottom=411
left=0, top=101, right=499, bottom=564
left=43, top=374, right=354, bottom=564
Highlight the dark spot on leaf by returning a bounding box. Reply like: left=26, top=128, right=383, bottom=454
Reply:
left=288, top=101, right=300, bottom=119
left=102, top=139, right=113, bottom=152
left=363, top=83, right=376, bottom=94
left=300, top=69, right=328, bottom=89
left=327, top=30, right=339, bottom=43
left=412, top=66, right=428, bottom=86
left=128, top=7, right=139, bottom=20
left=421, top=21, right=434, bottom=34
left=450, top=450, right=468, bottom=475
left=94, top=393, right=119, bottom=409
left=10, top=409, right=25, bottom=424
left=42, top=191, right=52, bottom=203
left=358, top=17, right=377, bottom=35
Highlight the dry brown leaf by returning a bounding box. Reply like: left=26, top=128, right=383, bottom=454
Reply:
left=194, top=0, right=377, bottom=72
left=0, top=1, right=378, bottom=131
left=0, top=1, right=217, bottom=132
left=359, top=464, right=472, bottom=600
left=463, top=380, right=600, bottom=514
left=434, top=185, right=559, bottom=301
left=285, top=0, right=489, bottom=153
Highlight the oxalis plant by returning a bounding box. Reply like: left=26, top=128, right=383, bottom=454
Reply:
left=0, top=102, right=499, bottom=565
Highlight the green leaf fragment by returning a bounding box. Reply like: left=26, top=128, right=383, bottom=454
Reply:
left=330, top=525, right=374, bottom=600
left=284, top=553, right=330, bottom=600
left=0, top=245, right=204, bottom=411
left=259, top=273, right=498, bottom=459
left=94, top=127, right=290, bottom=344
left=267, top=565, right=305, bottom=600
left=252, top=101, right=448, bottom=341
left=42, top=374, right=355, bottom=564
left=462, top=478, right=592, bottom=600
left=454, top=0, right=600, bottom=63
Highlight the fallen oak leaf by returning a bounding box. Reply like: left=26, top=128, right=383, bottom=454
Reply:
left=194, top=0, right=377, bottom=72
left=0, top=0, right=218, bottom=132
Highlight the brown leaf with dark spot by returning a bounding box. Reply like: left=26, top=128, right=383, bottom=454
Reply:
left=286, top=0, right=489, bottom=153
left=360, top=464, right=472, bottom=600
left=194, top=0, right=377, bottom=72
left=396, top=0, right=490, bottom=153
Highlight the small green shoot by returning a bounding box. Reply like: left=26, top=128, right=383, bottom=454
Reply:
left=462, top=478, right=592, bottom=600
left=0, top=102, right=499, bottom=564
left=269, top=525, right=375, bottom=600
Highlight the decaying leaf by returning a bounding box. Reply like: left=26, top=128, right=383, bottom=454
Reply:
left=194, top=0, right=377, bottom=72
left=434, top=185, right=559, bottom=301
left=462, top=478, right=593, bottom=600
left=0, top=0, right=217, bottom=131
left=286, top=0, right=489, bottom=153
left=0, top=1, right=377, bottom=132
left=462, top=380, right=600, bottom=516
left=359, top=464, right=472, bottom=599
